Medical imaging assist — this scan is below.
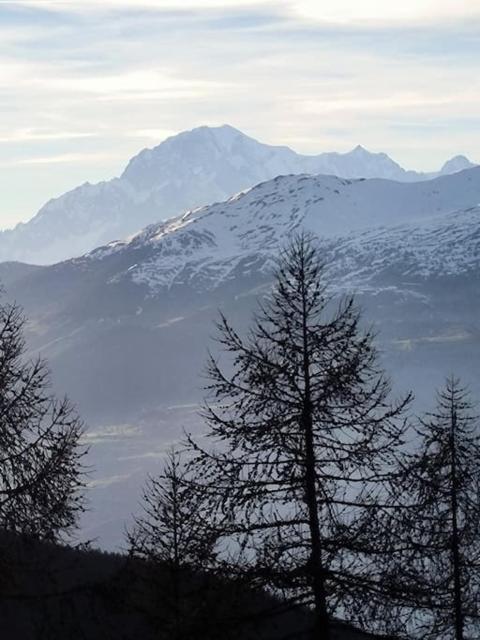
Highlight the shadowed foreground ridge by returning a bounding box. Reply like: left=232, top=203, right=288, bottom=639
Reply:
left=0, top=533, right=393, bottom=640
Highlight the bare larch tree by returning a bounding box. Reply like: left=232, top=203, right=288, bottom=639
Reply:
left=0, top=296, right=86, bottom=542
left=127, top=449, right=226, bottom=640
left=187, top=233, right=411, bottom=640
left=388, top=377, right=480, bottom=639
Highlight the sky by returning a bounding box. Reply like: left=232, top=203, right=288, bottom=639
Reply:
left=0, top=0, right=479, bottom=229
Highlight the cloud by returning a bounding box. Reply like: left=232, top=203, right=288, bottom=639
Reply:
left=6, top=0, right=480, bottom=25
left=117, top=451, right=166, bottom=461
left=0, top=129, right=95, bottom=143
left=0, top=151, right=123, bottom=167
left=0, top=56, right=231, bottom=102
left=36, top=69, right=229, bottom=100
left=87, top=472, right=135, bottom=488
left=0, top=0, right=478, bottom=229
left=297, top=90, right=480, bottom=117
left=126, top=128, right=176, bottom=140
left=3, top=0, right=280, bottom=13
left=288, top=0, right=480, bottom=24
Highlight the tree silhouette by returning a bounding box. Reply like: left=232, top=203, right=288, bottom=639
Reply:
left=388, top=377, right=480, bottom=639
left=0, top=296, right=86, bottom=542
left=127, top=449, right=226, bottom=640
left=187, top=233, right=411, bottom=640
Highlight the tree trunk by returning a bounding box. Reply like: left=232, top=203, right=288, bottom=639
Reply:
left=304, top=403, right=330, bottom=640
left=300, top=268, right=330, bottom=640
left=450, top=406, right=464, bottom=640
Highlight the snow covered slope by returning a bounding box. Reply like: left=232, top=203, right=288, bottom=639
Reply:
left=0, top=125, right=476, bottom=265
left=76, top=167, right=480, bottom=294
left=329, top=205, right=480, bottom=287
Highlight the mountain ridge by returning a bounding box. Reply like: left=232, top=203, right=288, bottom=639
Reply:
left=75, top=166, right=480, bottom=294
left=0, top=124, right=476, bottom=265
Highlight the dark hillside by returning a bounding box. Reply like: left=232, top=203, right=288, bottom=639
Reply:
left=0, top=533, right=394, bottom=639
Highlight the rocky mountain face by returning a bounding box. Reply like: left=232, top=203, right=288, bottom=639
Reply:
left=2, top=166, right=480, bottom=548
left=0, top=125, right=476, bottom=265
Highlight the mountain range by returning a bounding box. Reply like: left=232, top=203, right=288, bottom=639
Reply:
left=2, top=166, right=480, bottom=546
left=0, top=124, right=476, bottom=265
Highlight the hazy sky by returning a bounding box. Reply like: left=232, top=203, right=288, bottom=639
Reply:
left=0, top=0, right=479, bottom=229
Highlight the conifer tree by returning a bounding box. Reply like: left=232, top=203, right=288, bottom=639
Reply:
left=389, top=377, right=480, bottom=639
left=187, top=233, right=411, bottom=640
left=0, top=296, right=86, bottom=542
left=127, top=449, right=223, bottom=640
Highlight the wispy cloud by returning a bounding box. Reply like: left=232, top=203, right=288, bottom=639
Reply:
left=126, top=128, right=176, bottom=140
left=0, top=129, right=95, bottom=143
left=4, top=0, right=274, bottom=7
left=37, top=69, right=230, bottom=99
left=0, top=151, right=122, bottom=166
left=0, top=0, right=478, bottom=228
left=87, top=472, right=135, bottom=489
left=288, top=0, right=480, bottom=24
left=6, top=0, right=480, bottom=24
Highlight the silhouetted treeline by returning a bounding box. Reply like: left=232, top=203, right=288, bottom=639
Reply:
left=126, top=236, right=480, bottom=639
left=0, top=531, right=391, bottom=639
left=1, top=236, right=479, bottom=639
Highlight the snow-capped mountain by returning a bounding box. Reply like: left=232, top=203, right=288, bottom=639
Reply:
left=3, top=166, right=479, bottom=402
left=4, top=166, right=480, bottom=549
left=76, top=166, right=480, bottom=295
left=0, top=125, right=476, bottom=265
left=329, top=205, right=480, bottom=284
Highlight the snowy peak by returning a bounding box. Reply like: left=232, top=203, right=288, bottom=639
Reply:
left=346, top=145, right=396, bottom=165
left=0, top=124, right=477, bottom=265
left=120, top=124, right=297, bottom=192
left=312, top=145, right=406, bottom=181
left=348, top=144, right=372, bottom=156
left=440, top=155, right=477, bottom=175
